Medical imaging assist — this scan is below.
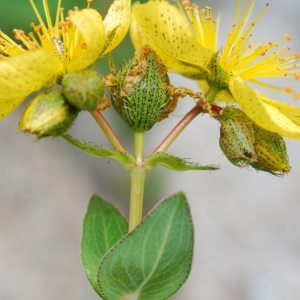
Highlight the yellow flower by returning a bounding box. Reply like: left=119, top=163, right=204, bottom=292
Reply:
left=0, top=0, right=130, bottom=120
left=132, top=0, right=300, bottom=139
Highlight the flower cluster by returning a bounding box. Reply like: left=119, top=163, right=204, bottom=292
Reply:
left=132, top=0, right=300, bottom=139
left=0, top=0, right=130, bottom=120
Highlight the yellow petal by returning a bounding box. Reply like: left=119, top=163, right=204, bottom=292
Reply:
left=132, top=0, right=213, bottom=69
left=197, top=80, right=235, bottom=103
left=102, top=0, right=131, bottom=54
left=229, top=76, right=300, bottom=139
left=0, top=50, right=61, bottom=120
left=130, top=10, right=203, bottom=78
left=130, top=7, right=147, bottom=49
left=261, top=97, right=300, bottom=127
left=67, top=8, right=106, bottom=73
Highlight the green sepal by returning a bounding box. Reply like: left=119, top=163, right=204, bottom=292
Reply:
left=144, top=152, right=218, bottom=172
left=98, top=192, right=194, bottom=300
left=110, top=46, right=170, bottom=131
left=81, top=195, right=128, bottom=297
left=62, top=135, right=135, bottom=171
left=62, top=70, right=105, bottom=111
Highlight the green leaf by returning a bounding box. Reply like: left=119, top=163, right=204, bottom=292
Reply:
left=81, top=194, right=128, bottom=297
left=144, top=152, right=218, bottom=172
left=62, top=135, right=135, bottom=171
left=98, top=192, right=194, bottom=300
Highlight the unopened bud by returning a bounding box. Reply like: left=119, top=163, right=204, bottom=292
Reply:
left=217, top=107, right=257, bottom=167
left=216, top=106, right=290, bottom=176
left=19, top=90, right=79, bottom=138
left=62, top=70, right=105, bottom=110
left=109, top=45, right=170, bottom=131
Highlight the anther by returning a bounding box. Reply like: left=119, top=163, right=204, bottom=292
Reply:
left=285, top=86, right=292, bottom=93
left=59, top=21, right=66, bottom=27
left=29, top=42, right=38, bottom=50
left=284, top=34, right=291, bottom=41
left=260, top=49, right=267, bottom=56
left=181, top=0, right=190, bottom=6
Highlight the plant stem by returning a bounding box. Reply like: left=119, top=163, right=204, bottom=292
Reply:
left=128, top=131, right=146, bottom=232
left=206, top=86, right=221, bottom=103
left=134, top=131, right=145, bottom=163
left=90, top=110, right=126, bottom=152
left=154, top=87, right=219, bottom=153
left=153, top=104, right=203, bottom=153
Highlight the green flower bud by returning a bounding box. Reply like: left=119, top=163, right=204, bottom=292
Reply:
left=109, top=45, right=170, bottom=131
left=19, top=90, right=79, bottom=139
left=218, top=111, right=257, bottom=167
left=216, top=106, right=290, bottom=176
left=62, top=70, right=105, bottom=111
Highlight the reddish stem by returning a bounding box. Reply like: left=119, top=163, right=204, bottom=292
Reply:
left=90, top=110, right=127, bottom=152
left=210, top=104, right=223, bottom=114
left=154, top=104, right=204, bottom=153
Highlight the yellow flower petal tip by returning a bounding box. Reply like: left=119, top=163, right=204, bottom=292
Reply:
left=102, top=0, right=131, bottom=55
left=67, top=8, right=106, bottom=72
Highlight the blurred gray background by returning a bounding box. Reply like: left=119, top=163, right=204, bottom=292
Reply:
left=1, top=0, right=300, bottom=299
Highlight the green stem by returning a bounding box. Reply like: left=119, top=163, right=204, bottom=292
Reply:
left=90, top=110, right=126, bottom=152
left=128, top=131, right=146, bottom=232
left=134, top=131, right=145, bottom=163
left=206, top=86, right=220, bottom=103
left=153, top=105, right=203, bottom=153
left=154, top=87, right=220, bottom=153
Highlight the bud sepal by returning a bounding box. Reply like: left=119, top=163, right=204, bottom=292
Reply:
left=62, top=70, right=105, bottom=111
left=108, top=45, right=170, bottom=131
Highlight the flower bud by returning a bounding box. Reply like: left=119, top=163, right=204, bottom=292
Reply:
left=19, top=90, right=79, bottom=139
left=109, top=45, right=170, bottom=131
left=62, top=70, right=105, bottom=110
left=216, top=106, right=290, bottom=175
left=218, top=110, right=257, bottom=167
